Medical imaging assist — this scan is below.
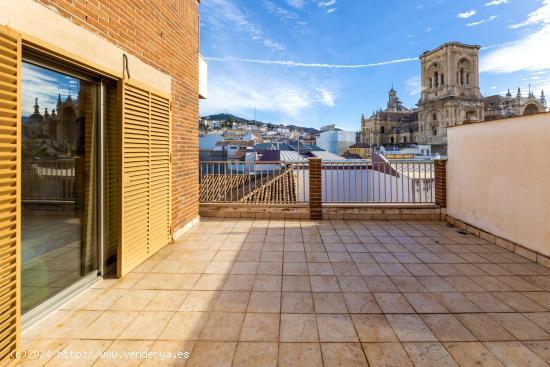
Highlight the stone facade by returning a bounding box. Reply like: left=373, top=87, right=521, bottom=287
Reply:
left=361, top=42, right=547, bottom=150
left=35, top=0, right=201, bottom=232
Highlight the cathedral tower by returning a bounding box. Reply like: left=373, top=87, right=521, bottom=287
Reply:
left=418, top=42, right=485, bottom=146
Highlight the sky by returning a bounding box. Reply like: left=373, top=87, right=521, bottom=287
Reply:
left=22, top=62, right=79, bottom=118
left=199, top=0, right=550, bottom=131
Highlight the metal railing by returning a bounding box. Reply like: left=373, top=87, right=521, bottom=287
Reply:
left=322, top=160, right=435, bottom=204
left=200, top=161, right=309, bottom=204
left=200, top=159, right=435, bottom=206
left=22, top=159, right=76, bottom=203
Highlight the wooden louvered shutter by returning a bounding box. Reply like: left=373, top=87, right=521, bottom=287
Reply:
left=119, top=82, right=171, bottom=277
left=0, top=26, right=20, bottom=363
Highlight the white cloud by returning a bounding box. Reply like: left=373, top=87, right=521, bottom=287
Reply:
left=287, top=0, right=306, bottom=8
left=425, top=26, right=432, bottom=32
left=318, top=0, right=336, bottom=7
left=481, top=1, right=550, bottom=73
left=510, top=0, right=550, bottom=28
left=22, top=63, right=77, bottom=117
left=466, top=15, right=498, bottom=26
left=458, top=10, right=476, bottom=19
left=405, top=75, right=421, bottom=96
left=485, top=0, right=508, bottom=6
left=205, top=56, right=417, bottom=69
left=326, top=7, right=337, bottom=14
left=318, top=89, right=336, bottom=106
left=202, top=0, right=284, bottom=52
left=200, top=73, right=337, bottom=121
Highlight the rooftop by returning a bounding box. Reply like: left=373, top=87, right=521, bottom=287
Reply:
left=22, top=218, right=550, bottom=366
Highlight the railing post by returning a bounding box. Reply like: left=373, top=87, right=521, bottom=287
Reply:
left=309, top=157, right=322, bottom=220
left=434, top=159, right=447, bottom=208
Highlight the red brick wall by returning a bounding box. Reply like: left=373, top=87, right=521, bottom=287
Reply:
left=36, top=0, right=200, bottom=230
left=434, top=159, right=447, bottom=208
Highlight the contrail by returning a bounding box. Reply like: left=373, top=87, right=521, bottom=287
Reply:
left=204, top=56, right=418, bottom=68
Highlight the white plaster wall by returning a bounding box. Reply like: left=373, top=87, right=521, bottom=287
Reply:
left=447, top=113, right=550, bottom=256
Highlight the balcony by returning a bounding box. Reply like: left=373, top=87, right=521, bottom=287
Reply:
left=19, top=113, right=550, bottom=366
left=21, top=217, right=550, bottom=366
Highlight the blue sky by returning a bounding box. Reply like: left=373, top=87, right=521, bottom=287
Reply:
left=22, top=62, right=79, bottom=118
left=199, top=0, right=550, bottom=131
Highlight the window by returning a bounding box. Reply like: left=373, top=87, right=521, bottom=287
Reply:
left=390, top=137, right=394, bottom=143
left=380, top=126, right=385, bottom=134
left=441, top=74, right=444, bottom=85
left=433, top=129, right=437, bottom=136
left=403, top=136, right=407, bottom=143
left=432, top=113, right=437, bottom=121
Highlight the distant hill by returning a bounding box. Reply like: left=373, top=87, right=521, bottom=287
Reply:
left=202, top=113, right=319, bottom=134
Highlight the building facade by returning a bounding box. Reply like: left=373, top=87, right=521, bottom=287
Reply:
left=316, top=125, right=357, bottom=155
left=361, top=42, right=547, bottom=150
left=0, top=0, right=203, bottom=361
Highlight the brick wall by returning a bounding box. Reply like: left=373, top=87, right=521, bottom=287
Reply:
left=309, top=158, right=322, bottom=220
left=434, top=159, right=447, bottom=208
left=36, top=0, right=200, bottom=231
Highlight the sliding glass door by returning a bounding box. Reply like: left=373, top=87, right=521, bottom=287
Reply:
left=20, top=60, right=99, bottom=313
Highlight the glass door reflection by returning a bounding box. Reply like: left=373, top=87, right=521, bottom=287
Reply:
left=21, top=61, right=98, bottom=313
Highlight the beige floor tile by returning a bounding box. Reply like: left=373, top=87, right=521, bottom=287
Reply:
left=257, top=262, right=282, bottom=275
left=119, top=311, right=173, bottom=340
left=316, top=314, right=358, bottom=342
left=489, top=313, right=550, bottom=340
left=179, top=291, right=219, bottom=312
left=134, top=274, right=200, bottom=290
left=29, top=310, right=102, bottom=339
left=18, top=339, right=69, bottom=366
left=320, top=343, right=368, bottom=366
left=352, top=314, right=398, bottom=342
left=307, top=262, right=333, bottom=275
left=186, top=341, right=237, bottom=367
left=280, top=314, right=319, bottom=342
left=485, top=341, right=548, bottom=367
left=364, top=276, right=399, bottom=292
left=45, top=339, right=113, bottom=367
left=233, top=342, right=278, bottom=367
left=337, top=276, right=369, bottom=292
left=282, top=276, right=311, bottom=292
left=239, top=313, right=280, bottom=342
left=253, top=275, right=281, bottom=291
left=455, top=313, right=515, bottom=341
left=200, top=312, right=245, bottom=341
left=109, top=290, right=158, bottom=311
left=214, top=291, right=250, bottom=312
left=283, top=262, right=308, bottom=276
left=281, top=292, right=314, bottom=313
left=143, top=290, right=189, bottom=311
left=247, top=291, right=281, bottom=313
left=82, top=311, right=138, bottom=339
left=278, top=343, right=322, bottom=367
left=93, top=340, right=155, bottom=367
left=386, top=314, right=437, bottom=342
left=421, top=314, right=476, bottom=341
left=363, top=342, right=414, bottom=367
left=493, top=292, right=548, bottom=312
left=313, top=292, right=348, bottom=313
left=404, top=293, right=447, bottom=313
left=524, top=312, right=550, bottom=334
left=159, top=312, right=209, bottom=340
left=524, top=341, right=550, bottom=364
left=444, top=342, right=505, bottom=367
left=141, top=340, right=195, bottom=367
left=223, top=274, right=255, bottom=291
left=373, top=293, right=415, bottom=313
left=432, top=292, right=481, bottom=313
left=403, top=342, right=459, bottom=367
left=343, top=292, right=382, bottom=313
left=462, top=292, right=515, bottom=312
left=193, top=274, right=227, bottom=290
left=391, top=276, right=428, bottom=293
left=309, top=276, right=340, bottom=292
